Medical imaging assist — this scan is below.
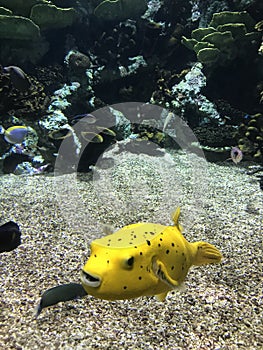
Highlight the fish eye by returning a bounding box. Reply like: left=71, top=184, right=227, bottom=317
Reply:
left=127, top=257, right=134, bottom=266
left=123, top=257, right=134, bottom=269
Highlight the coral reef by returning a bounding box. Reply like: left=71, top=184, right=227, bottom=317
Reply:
left=30, top=3, right=78, bottom=30
left=182, top=11, right=260, bottom=68
left=236, top=113, right=263, bottom=162
left=0, top=0, right=262, bottom=172
left=191, top=0, right=229, bottom=27
left=65, top=50, right=91, bottom=76
left=0, top=65, right=49, bottom=119
left=151, top=63, right=223, bottom=127
left=0, top=0, right=81, bottom=64
left=94, top=0, right=147, bottom=21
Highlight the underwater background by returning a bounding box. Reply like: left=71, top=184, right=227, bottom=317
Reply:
left=0, top=0, right=263, bottom=349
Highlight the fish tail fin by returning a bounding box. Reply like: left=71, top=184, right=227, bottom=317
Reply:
left=191, top=241, right=223, bottom=266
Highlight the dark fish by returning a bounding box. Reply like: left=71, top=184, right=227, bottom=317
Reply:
left=0, top=221, right=21, bottom=253
left=3, top=66, right=31, bottom=92
left=35, top=283, right=87, bottom=317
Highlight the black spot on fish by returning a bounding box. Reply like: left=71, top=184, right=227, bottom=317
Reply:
left=129, top=242, right=133, bottom=244
left=161, top=232, right=163, bottom=235
left=171, top=266, right=174, bottom=270
left=134, top=246, right=137, bottom=248
left=134, top=235, right=137, bottom=238
left=140, top=252, right=143, bottom=255
left=146, top=240, right=151, bottom=246
left=182, top=252, right=185, bottom=256
left=123, top=286, right=127, bottom=289
left=160, top=238, right=163, bottom=241
left=107, top=243, right=110, bottom=246
left=158, top=243, right=161, bottom=247
left=127, top=257, right=134, bottom=266
left=175, top=250, right=178, bottom=253
left=108, top=239, right=111, bottom=242
left=138, top=276, right=142, bottom=280
left=171, top=243, right=175, bottom=247
left=118, top=238, right=122, bottom=241
left=150, top=231, right=155, bottom=235
left=107, top=260, right=109, bottom=264
left=140, top=265, right=143, bottom=268
left=182, top=266, right=184, bottom=271
left=94, top=255, right=97, bottom=257
left=166, top=250, right=170, bottom=254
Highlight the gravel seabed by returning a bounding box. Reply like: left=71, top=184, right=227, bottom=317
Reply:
left=0, top=146, right=262, bottom=350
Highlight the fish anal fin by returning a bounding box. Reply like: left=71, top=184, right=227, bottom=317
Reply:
left=155, top=292, right=168, bottom=301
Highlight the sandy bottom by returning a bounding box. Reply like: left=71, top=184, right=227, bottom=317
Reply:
left=0, top=145, right=262, bottom=349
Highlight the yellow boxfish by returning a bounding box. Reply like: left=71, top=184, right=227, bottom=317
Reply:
left=81, top=207, right=223, bottom=301
left=36, top=207, right=222, bottom=316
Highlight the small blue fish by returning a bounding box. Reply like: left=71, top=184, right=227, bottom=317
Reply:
left=230, top=147, right=243, bottom=164
left=0, top=125, right=28, bottom=144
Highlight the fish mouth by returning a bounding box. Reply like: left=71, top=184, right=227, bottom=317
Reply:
left=81, top=270, right=101, bottom=288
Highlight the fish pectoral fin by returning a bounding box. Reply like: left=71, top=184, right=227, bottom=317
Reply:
left=152, top=258, right=180, bottom=289
left=155, top=292, right=168, bottom=301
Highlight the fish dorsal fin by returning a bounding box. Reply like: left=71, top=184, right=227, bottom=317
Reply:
left=171, top=207, right=180, bottom=225
left=171, top=207, right=183, bottom=232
